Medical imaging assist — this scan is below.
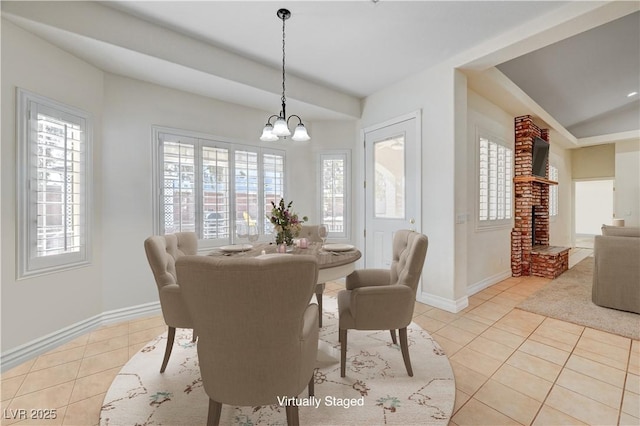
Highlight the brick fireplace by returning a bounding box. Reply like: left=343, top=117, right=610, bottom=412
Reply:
left=511, top=115, right=569, bottom=279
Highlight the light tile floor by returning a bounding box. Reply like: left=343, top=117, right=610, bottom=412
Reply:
left=2, top=260, right=638, bottom=425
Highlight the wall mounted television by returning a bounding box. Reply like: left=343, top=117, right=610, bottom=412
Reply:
left=532, top=137, right=549, bottom=178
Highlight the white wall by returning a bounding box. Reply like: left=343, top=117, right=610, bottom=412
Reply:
left=308, top=120, right=360, bottom=243
left=615, top=139, right=640, bottom=227
left=465, top=90, right=514, bottom=290
left=101, top=74, right=355, bottom=311
left=361, top=63, right=463, bottom=311
left=1, top=20, right=357, bottom=360
left=549, top=147, right=573, bottom=247
left=1, top=19, right=105, bottom=351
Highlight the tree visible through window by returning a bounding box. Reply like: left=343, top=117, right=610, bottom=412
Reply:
left=478, top=132, right=513, bottom=225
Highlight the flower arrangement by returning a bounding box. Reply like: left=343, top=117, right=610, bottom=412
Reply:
left=268, top=198, right=308, bottom=246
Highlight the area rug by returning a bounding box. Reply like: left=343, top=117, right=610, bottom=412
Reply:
left=100, top=297, right=455, bottom=425
left=518, top=257, right=640, bottom=340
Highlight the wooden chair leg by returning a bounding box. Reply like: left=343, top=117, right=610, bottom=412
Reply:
left=192, top=330, right=197, bottom=343
left=160, top=326, right=176, bottom=373
left=315, top=284, right=324, bottom=328
left=399, top=327, right=413, bottom=377
left=340, top=328, right=347, bottom=377
left=316, top=293, right=323, bottom=328
left=390, top=329, right=397, bottom=345
left=308, top=373, right=315, bottom=397
left=285, top=405, right=300, bottom=426
left=207, top=399, right=222, bottom=426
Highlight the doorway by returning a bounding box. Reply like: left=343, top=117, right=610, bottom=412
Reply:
left=574, top=179, right=614, bottom=248
left=363, top=112, right=421, bottom=269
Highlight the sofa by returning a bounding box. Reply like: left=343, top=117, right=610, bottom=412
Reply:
left=592, top=225, right=640, bottom=314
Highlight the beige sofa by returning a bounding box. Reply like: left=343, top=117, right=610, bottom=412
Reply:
left=592, top=225, right=640, bottom=314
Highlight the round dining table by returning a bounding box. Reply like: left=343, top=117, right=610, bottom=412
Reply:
left=208, top=241, right=361, bottom=327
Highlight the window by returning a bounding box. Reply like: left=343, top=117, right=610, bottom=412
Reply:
left=154, top=128, right=285, bottom=247
left=549, top=165, right=559, bottom=217
left=17, top=89, right=91, bottom=278
left=478, top=130, right=513, bottom=227
left=318, top=151, right=350, bottom=239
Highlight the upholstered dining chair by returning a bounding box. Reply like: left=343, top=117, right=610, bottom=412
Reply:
left=175, top=254, right=319, bottom=426
left=338, top=229, right=428, bottom=378
left=299, top=225, right=327, bottom=326
left=144, top=232, right=197, bottom=373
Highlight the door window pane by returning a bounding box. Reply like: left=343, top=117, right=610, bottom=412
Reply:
left=374, top=136, right=405, bottom=219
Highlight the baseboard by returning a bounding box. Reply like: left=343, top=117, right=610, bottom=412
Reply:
left=1, top=302, right=161, bottom=373
left=417, top=292, right=469, bottom=313
left=467, top=270, right=512, bottom=296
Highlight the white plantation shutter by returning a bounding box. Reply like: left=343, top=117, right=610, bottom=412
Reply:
left=159, top=134, right=198, bottom=235
left=202, top=145, right=231, bottom=239
left=319, top=151, right=350, bottom=238
left=154, top=127, right=285, bottom=245
left=479, top=133, right=513, bottom=226
left=18, top=89, right=91, bottom=277
left=263, top=152, right=285, bottom=234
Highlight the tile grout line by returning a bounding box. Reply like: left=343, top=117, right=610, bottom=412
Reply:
left=526, top=317, right=586, bottom=425
left=617, top=339, right=634, bottom=425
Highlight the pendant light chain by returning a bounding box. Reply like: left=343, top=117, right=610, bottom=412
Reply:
left=259, top=8, right=310, bottom=142
left=281, top=14, right=287, bottom=118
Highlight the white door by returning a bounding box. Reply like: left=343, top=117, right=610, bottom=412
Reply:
left=364, top=112, right=421, bottom=269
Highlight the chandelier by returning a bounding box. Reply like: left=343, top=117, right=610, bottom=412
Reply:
left=260, top=8, right=310, bottom=142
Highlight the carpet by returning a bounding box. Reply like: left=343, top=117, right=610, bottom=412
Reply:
left=518, top=256, right=640, bottom=340
left=100, top=297, right=455, bottom=425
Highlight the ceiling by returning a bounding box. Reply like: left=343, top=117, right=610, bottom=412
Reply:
left=497, top=10, right=640, bottom=139
left=3, top=1, right=639, bottom=145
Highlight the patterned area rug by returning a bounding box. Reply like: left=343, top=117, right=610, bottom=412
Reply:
left=100, top=297, right=455, bottom=425
left=518, top=256, right=640, bottom=340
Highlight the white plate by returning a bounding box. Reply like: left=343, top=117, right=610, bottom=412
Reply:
left=219, top=244, right=253, bottom=252
left=323, top=243, right=355, bottom=252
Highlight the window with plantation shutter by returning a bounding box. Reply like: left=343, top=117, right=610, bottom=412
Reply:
left=319, top=151, right=350, bottom=239
left=154, top=127, right=285, bottom=248
left=478, top=131, right=513, bottom=228
left=17, top=89, right=91, bottom=278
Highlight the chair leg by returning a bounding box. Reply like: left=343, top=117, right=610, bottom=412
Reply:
left=340, top=329, right=347, bottom=377
left=285, top=405, right=300, bottom=426
left=207, top=399, right=222, bottom=426
left=160, top=326, right=176, bottom=373
left=315, top=285, right=324, bottom=328
left=308, top=373, right=315, bottom=397
left=390, top=329, right=397, bottom=345
left=192, top=329, right=197, bottom=343
left=399, top=327, right=413, bottom=377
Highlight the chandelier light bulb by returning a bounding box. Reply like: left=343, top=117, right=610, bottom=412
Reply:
left=272, top=117, right=291, bottom=137
left=260, top=124, right=279, bottom=142
left=291, top=124, right=310, bottom=141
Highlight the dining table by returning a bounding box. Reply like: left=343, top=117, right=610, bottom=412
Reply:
left=208, top=241, right=362, bottom=327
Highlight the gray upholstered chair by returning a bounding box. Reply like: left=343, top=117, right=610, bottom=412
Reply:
left=299, top=225, right=323, bottom=243
left=175, top=254, right=319, bottom=426
left=338, top=230, right=428, bottom=377
left=299, top=225, right=327, bottom=326
left=593, top=225, right=640, bottom=314
left=144, top=232, right=197, bottom=373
